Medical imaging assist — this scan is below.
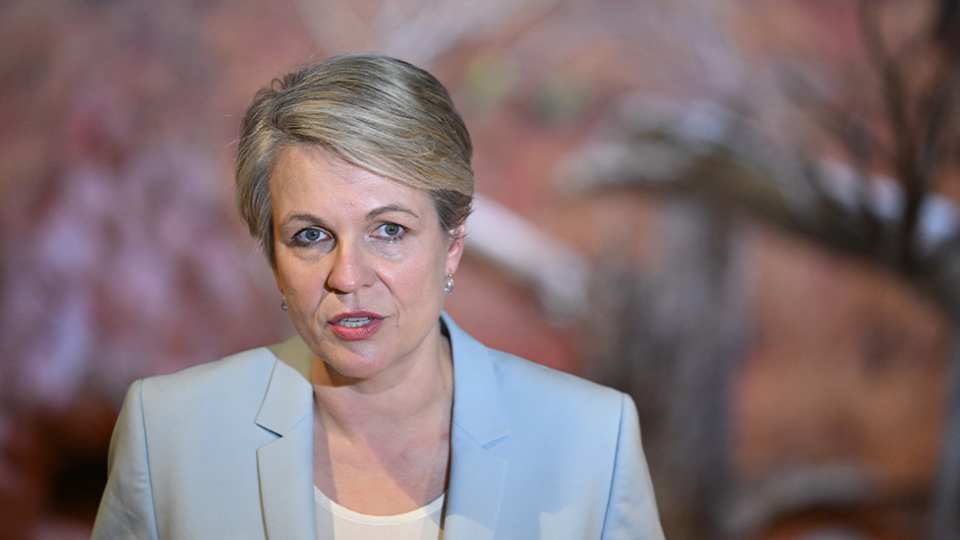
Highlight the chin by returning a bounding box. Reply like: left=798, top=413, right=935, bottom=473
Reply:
left=319, top=345, right=393, bottom=381
left=327, top=361, right=382, bottom=381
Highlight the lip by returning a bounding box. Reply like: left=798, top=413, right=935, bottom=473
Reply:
left=328, top=311, right=384, bottom=341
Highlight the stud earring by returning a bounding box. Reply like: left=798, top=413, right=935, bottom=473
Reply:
left=281, top=299, right=288, bottom=311
left=444, top=271, right=454, bottom=294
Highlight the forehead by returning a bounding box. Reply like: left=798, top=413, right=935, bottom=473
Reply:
left=270, top=145, right=433, bottom=217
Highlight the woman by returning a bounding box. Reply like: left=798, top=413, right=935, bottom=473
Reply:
left=92, top=53, right=664, bottom=540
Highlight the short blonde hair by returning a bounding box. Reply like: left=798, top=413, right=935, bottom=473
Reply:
left=236, top=53, right=474, bottom=263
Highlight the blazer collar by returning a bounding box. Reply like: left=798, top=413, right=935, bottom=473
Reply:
left=255, top=316, right=511, bottom=444
left=256, top=334, right=314, bottom=435
left=255, top=335, right=316, bottom=540
left=443, top=313, right=511, bottom=445
left=442, top=313, right=510, bottom=540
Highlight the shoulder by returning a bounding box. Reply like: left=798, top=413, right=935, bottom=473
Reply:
left=138, top=344, right=277, bottom=404
left=484, top=348, right=631, bottom=442
left=444, top=313, right=628, bottom=432
left=115, top=338, right=307, bottom=454
left=128, top=339, right=308, bottom=433
left=488, top=347, right=625, bottom=412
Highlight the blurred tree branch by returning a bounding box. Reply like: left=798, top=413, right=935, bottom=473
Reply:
left=784, top=1, right=960, bottom=536
left=571, top=2, right=960, bottom=538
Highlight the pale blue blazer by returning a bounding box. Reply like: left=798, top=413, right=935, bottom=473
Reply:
left=92, top=314, right=664, bottom=540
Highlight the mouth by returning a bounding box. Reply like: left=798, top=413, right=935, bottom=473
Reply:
left=337, top=317, right=375, bottom=328
left=329, top=312, right=384, bottom=340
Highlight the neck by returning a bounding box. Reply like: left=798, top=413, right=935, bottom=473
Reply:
left=311, top=331, right=454, bottom=437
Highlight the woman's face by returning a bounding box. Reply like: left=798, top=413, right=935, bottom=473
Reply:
left=270, top=144, right=465, bottom=386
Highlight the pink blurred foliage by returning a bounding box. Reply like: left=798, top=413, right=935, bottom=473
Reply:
left=0, top=0, right=292, bottom=409
left=0, top=0, right=311, bottom=536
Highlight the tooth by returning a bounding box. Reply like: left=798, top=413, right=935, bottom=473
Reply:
left=340, top=317, right=373, bottom=328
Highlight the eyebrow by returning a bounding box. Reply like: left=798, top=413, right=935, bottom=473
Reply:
left=281, top=205, right=419, bottom=226
left=365, top=205, right=419, bottom=221
left=284, top=213, right=326, bottom=226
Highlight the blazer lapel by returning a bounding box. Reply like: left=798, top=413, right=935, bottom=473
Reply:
left=442, top=314, right=510, bottom=540
left=255, top=336, right=317, bottom=540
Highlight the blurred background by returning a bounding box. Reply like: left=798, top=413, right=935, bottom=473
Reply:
left=1, top=0, right=959, bottom=539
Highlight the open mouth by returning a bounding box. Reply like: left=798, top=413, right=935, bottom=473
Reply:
left=329, top=312, right=384, bottom=341
left=337, top=317, right=375, bottom=328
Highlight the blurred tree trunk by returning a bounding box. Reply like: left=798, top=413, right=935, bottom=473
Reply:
left=931, top=254, right=960, bottom=539
left=932, top=333, right=960, bottom=540
left=584, top=197, right=752, bottom=540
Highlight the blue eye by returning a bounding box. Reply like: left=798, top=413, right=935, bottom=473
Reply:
left=295, top=228, right=326, bottom=243
left=373, top=222, right=406, bottom=242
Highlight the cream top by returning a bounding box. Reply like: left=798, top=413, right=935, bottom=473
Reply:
left=314, top=486, right=445, bottom=540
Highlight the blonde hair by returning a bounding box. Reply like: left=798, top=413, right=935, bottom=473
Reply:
left=236, top=53, right=474, bottom=263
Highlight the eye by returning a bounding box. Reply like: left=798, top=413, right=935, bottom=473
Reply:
left=294, top=227, right=328, bottom=243
left=374, top=222, right=406, bottom=240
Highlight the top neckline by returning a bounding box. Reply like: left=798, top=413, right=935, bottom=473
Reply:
left=313, top=486, right=446, bottom=526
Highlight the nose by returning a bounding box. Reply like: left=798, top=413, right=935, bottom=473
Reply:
left=325, top=241, right=374, bottom=294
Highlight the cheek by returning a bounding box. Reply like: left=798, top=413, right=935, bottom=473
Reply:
left=276, top=258, right=327, bottom=305
left=382, top=253, right=446, bottom=301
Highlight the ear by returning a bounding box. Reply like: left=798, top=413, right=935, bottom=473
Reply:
left=445, top=224, right=467, bottom=274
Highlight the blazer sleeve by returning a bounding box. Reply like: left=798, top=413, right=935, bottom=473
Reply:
left=601, top=394, right=666, bottom=540
left=91, top=380, right=161, bottom=540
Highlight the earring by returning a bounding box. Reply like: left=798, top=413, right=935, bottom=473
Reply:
left=444, top=271, right=454, bottom=294
left=281, top=299, right=288, bottom=311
